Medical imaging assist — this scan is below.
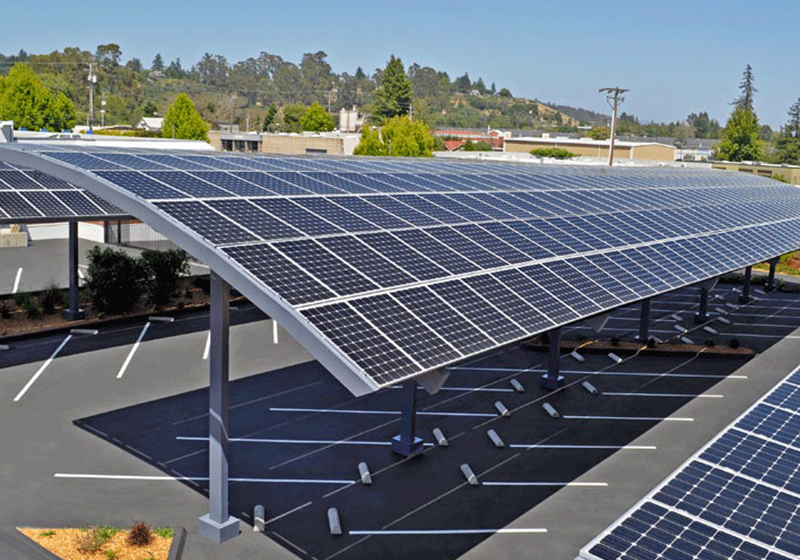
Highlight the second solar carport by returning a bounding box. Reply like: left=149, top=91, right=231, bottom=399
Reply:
left=0, top=142, right=798, bottom=545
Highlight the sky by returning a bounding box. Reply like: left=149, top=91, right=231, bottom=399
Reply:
left=3, top=0, right=800, bottom=128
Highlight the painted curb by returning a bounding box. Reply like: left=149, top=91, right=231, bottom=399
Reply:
left=167, top=526, right=186, bottom=560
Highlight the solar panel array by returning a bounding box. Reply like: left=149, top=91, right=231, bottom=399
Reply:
left=14, top=146, right=800, bottom=390
left=580, top=366, right=800, bottom=560
left=0, top=160, right=124, bottom=222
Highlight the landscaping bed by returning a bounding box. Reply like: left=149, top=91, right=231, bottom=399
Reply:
left=17, top=525, right=174, bottom=560
left=522, top=338, right=755, bottom=359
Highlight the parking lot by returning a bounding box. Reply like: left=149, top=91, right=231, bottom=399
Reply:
left=1, top=282, right=800, bottom=560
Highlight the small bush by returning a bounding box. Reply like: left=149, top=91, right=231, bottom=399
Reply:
left=0, top=300, right=10, bottom=319
left=705, top=338, right=715, bottom=348
left=192, top=275, right=210, bottom=295
left=85, top=247, right=146, bottom=314
left=95, top=526, right=119, bottom=540
left=610, top=336, right=620, bottom=347
left=140, top=249, right=189, bottom=308
left=530, top=147, right=578, bottom=160
left=729, top=338, right=740, bottom=349
left=540, top=332, right=550, bottom=345
left=76, top=527, right=110, bottom=554
left=153, top=526, right=174, bottom=539
left=646, top=337, right=657, bottom=349
left=105, top=551, right=118, bottom=560
left=41, top=282, right=63, bottom=315
left=39, top=530, right=55, bottom=538
left=13, top=291, right=32, bottom=308
left=127, top=519, right=152, bottom=547
left=22, top=297, right=41, bottom=320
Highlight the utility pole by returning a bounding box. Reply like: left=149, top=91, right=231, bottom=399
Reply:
left=88, top=62, right=97, bottom=131
left=100, top=94, right=106, bottom=128
left=599, top=87, right=628, bottom=166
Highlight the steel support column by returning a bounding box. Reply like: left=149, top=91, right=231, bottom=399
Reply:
left=391, top=379, right=424, bottom=457
left=695, top=288, right=709, bottom=324
left=739, top=266, right=752, bottom=304
left=198, top=271, right=240, bottom=543
left=62, top=220, right=85, bottom=320
left=637, top=298, right=651, bottom=341
left=541, top=327, right=565, bottom=390
left=764, top=258, right=779, bottom=292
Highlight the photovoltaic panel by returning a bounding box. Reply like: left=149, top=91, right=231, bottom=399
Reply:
left=6, top=145, right=800, bottom=397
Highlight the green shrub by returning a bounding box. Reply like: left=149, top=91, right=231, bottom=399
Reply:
left=0, top=300, right=10, bottom=319
left=23, top=297, right=41, bottom=319
left=13, top=291, right=32, bottom=308
left=76, top=527, right=110, bottom=554
left=729, top=338, right=740, bottom=349
left=529, top=147, right=577, bottom=159
left=646, top=337, right=657, bottom=349
left=85, top=247, right=145, bottom=314
left=153, top=526, right=174, bottom=539
left=105, top=551, right=118, bottom=560
left=41, top=282, right=63, bottom=314
left=140, top=249, right=188, bottom=307
left=462, top=140, right=493, bottom=151
left=192, top=275, right=211, bottom=295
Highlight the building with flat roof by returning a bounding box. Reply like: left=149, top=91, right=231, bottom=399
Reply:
left=208, top=130, right=361, bottom=155
left=504, top=135, right=676, bottom=162
left=710, top=160, right=800, bottom=184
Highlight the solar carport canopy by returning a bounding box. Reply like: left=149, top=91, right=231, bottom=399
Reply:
left=2, top=143, right=799, bottom=396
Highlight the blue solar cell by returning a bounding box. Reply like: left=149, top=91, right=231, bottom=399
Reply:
left=96, top=171, right=187, bottom=200
left=155, top=201, right=258, bottom=245
left=393, top=229, right=480, bottom=274
left=332, top=197, right=414, bottom=229
left=19, top=191, right=72, bottom=217
left=145, top=171, right=233, bottom=198
left=521, top=264, right=602, bottom=316
left=392, top=194, right=466, bottom=224
left=318, top=236, right=416, bottom=288
left=206, top=199, right=301, bottom=240
left=191, top=171, right=275, bottom=197
left=253, top=198, right=344, bottom=236
left=480, top=222, right=555, bottom=261
left=357, top=232, right=450, bottom=281
left=271, top=172, right=346, bottom=194
left=42, top=151, right=127, bottom=170
left=462, top=274, right=552, bottom=333
left=0, top=191, right=39, bottom=217
left=224, top=243, right=334, bottom=305
left=427, top=226, right=508, bottom=269
left=229, top=172, right=310, bottom=195
left=351, top=294, right=461, bottom=368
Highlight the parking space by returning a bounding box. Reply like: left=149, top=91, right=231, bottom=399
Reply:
left=2, top=283, right=800, bottom=560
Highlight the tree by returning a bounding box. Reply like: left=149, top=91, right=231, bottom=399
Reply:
left=262, top=103, right=277, bottom=131
left=353, top=125, right=387, bottom=156
left=96, top=43, right=122, bottom=69
left=373, top=55, right=412, bottom=123
left=773, top=98, right=800, bottom=164
left=354, top=115, right=434, bottom=157
left=141, top=101, right=157, bottom=117
left=732, top=64, right=757, bottom=114
left=165, top=58, right=185, bottom=79
left=688, top=112, right=721, bottom=139
left=0, top=63, right=75, bottom=131
left=497, top=88, right=512, bottom=98
left=454, top=72, right=471, bottom=93
left=151, top=53, right=164, bottom=71
left=300, top=102, right=335, bottom=132
left=589, top=126, right=610, bottom=140
left=714, top=107, right=763, bottom=161
left=162, top=92, right=209, bottom=141
left=279, top=103, right=305, bottom=132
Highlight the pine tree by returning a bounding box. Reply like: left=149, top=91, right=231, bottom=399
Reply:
left=151, top=53, right=164, bottom=72
left=373, top=55, right=412, bottom=124
left=773, top=98, right=800, bottom=164
left=162, top=92, right=209, bottom=141
left=262, top=103, right=277, bottom=132
left=732, top=64, right=757, bottom=114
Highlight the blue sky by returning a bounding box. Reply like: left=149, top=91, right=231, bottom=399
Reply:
left=3, top=0, right=799, bottom=128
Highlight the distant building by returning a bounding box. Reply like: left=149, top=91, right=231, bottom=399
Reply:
left=504, top=135, right=676, bottom=162
left=711, top=161, right=800, bottom=184
left=339, top=107, right=367, bottom=133
left=432, top=129, right=507, bottom=150
left=136, top=117, right=164, bottom=132
left=209, top=130, right=361, bottom=156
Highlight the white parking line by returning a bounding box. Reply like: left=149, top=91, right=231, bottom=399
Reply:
left=509, top=444, right=656, bottom=450
left=452, top=367, right=747, bottom=380
left=202, top=332, right=211, bottom=360
left=563, top=415, right=694, bottom=422
left=273, top=320, right=279, bottom=344
left=603, top=392, right=723, bottom=398
left=269, top=407, right=497, bottom=418
left=481, top=481, right=608, bottom=487
left=176, top=436, right=435, bottom=447
left=349, top=528, right=548, bottom=536
left=53, top=473, right=355, bottom=484
left=117, top=322, right=151, bottom=379
left=12, top=267, right=22, bottom=294
left=13, top=335, right=72, bottom=402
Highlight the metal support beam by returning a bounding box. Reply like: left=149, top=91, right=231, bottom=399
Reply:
left=695, top=288, right=709, bottom=324
left=391, top=379, right=424, bottom=457
left=541, top=327, right=565, bottom=390
left=764, top=258, right=779, bottom=292
left=637, top=298, right=651, bottom=341
left=198, top=271, right=240, bottom=543
left=62, top=221, right=84, bottom=320
left=739, top=266, right=752, bottom=304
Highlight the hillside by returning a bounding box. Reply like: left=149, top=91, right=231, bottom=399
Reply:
left=0, top=46, right=606, bottom=132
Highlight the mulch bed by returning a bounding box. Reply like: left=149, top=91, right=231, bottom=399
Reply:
left=17, top=527, right=172, bottom=560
